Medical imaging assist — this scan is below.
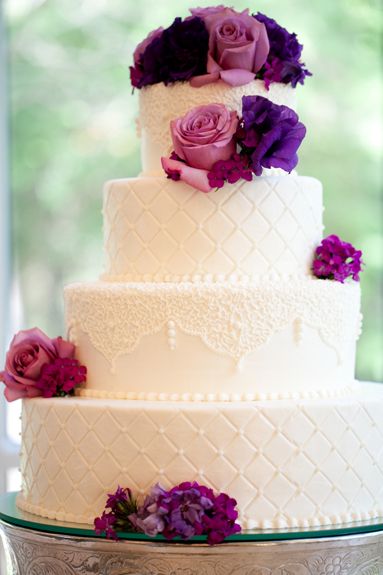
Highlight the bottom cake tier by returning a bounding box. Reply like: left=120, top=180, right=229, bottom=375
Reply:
left=17, top=383, right=383, bottom=530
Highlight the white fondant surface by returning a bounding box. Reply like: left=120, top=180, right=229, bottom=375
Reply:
left=102, top=175, right=323, bottom=282
left=64, top=279, right=360, bottom=399
left=138, top=80, right=297, bottom=174
left=18, top=385, right=383, bottom=529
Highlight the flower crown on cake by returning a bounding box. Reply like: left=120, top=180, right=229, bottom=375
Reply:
left=130, top=7, right=311, bottom=90
left=161, top=96, right=306, bottom=193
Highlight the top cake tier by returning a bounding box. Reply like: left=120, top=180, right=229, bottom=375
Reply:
left=139, top=81, right=296, bottom=175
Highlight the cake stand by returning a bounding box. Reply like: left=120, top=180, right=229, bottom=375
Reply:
left=1, top=493, right=383, bottom=575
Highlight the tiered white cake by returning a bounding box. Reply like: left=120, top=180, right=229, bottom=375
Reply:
left=17, top=51, right=383, bottom=530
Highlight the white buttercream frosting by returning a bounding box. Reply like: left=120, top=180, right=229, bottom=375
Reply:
left=65, top=279, right=360, bottom=399
left=18, top=385, right=383, bottom=529
left=102, top=174, right=323, bottom=282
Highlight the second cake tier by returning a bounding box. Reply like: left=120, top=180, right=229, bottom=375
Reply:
left=65, top=279, right=361, bottom=400
left=102, top=174, right=323, bottom=282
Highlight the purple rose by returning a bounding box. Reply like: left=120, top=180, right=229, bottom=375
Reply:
left=170, top=104, right=238, bottom=170
left=130, top=17, right=209, bottom=89
left=190, top=7, right=269, bottom=87
left=0, top=328, right=75, bottom=402
left=130, top=27, right=163, bottom=88
left=237, top=95, right=306, bottom=175
left=254, top=13, right=311, bottom=88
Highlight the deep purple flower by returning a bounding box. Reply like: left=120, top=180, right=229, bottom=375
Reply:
left=94, top=512, right=117, bottom=540
left=130, top=17, right=209, bottom=88
left=34, top=357, right=86, bottom=398
left=208, top=153, right=253, bottom=188
left=158, top=482, right=214, bottom=541
left=94, top=485, right=138, bottom=539
left=105, top=486, right=131, bottom=511
left=313, top=235, right=363, bottom=282
left=254, top=13, right=311, bottom=88
left=154, top=482, right=240, bottom=545
left=201, top=492, right=241, bottom=544
left=94, top=482, right=241, bottom=544
left=237, top=95, right=306, bottom=175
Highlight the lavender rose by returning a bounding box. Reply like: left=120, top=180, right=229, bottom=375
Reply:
left=190, top=7, right=269, bottom=87
left=0, top=328, right=75, bottom=402
left=170, top=103, right=238, bottom=171
left=237, top=95, right=306, bottom=175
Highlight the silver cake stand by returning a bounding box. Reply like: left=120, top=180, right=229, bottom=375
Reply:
left=1, top=493, right=383, bottom=575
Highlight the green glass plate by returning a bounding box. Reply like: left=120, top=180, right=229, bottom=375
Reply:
left=2, top=492, right=383, bottom=543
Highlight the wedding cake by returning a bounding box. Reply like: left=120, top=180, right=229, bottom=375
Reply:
left=4, top=7, right=383, bottom=533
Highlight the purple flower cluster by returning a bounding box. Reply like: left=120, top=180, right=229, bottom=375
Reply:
left=35, top=357, right=87, bottom=398
left=94, top=486, right=138, bottom=540
left=0, top=328, right=87, bottom=402
left=130, top=7, right=310, bottom=90
left=94, top=482, right=241, bottom=545
left=254, top=13, right=312, bottom=89
left=130, top=17, right=209, bottom=89
left=208, top=154, right=253, bottom=188
left=312, top=235, right=363, bottom=283
left=162, top=96, right=306, bottom=192
left=237, top=95, right=306, bottom=175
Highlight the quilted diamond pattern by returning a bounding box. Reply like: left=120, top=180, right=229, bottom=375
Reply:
left=19, top=387, right=383, bottom=529
left=102, top=175, right=323, bottom=281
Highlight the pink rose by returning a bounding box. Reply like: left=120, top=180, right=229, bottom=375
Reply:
left=161, top=156, right=212, bottom=193
left=0, top=328, right=75, bottom=402
left=170, top=103, right=238, bottom=171
left=190, top=8, right=269, bottom=87
left=190, top=5, right=228, bottom=18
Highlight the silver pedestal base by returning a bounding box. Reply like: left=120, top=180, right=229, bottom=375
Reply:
left=2, top=520, right=383, bottom=575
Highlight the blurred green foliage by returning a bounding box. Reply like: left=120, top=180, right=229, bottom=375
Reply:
left=6, top=0, right=383, bottom=380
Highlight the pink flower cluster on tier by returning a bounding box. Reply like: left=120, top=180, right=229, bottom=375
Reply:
left=313, top=235, right=363, bottom=283
left=94, top=482, right=241, bottom=545
left=161, top=96, right=306, bottom=192
left=130, top=6, right=311, bottom=90
left=0, top=328, right=87, bottom=401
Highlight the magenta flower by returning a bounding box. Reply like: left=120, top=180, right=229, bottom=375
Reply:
left=208, top=153, right=253, bottom=188
left=35, top=358, right=87, bottom=398
left=94, top=512, right=117, bottom=540
left=313, top=235, right=363, bottom=283
left=94, top=485, right=138, bottom=538
left=105, top=486, right=132, bottom=511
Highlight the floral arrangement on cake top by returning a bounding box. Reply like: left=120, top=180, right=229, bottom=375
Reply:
left=0, top=328, right=87, bottom=402
left=312, top=235, right=364, bottom=283
left=130, top=6, right=311, bottom=89
left=161, top=95, right=306, bottom=192
left=94, top=482, right=241, bottom=545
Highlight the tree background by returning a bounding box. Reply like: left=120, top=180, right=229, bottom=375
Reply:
left=6, top=0, right=383, bottom=380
